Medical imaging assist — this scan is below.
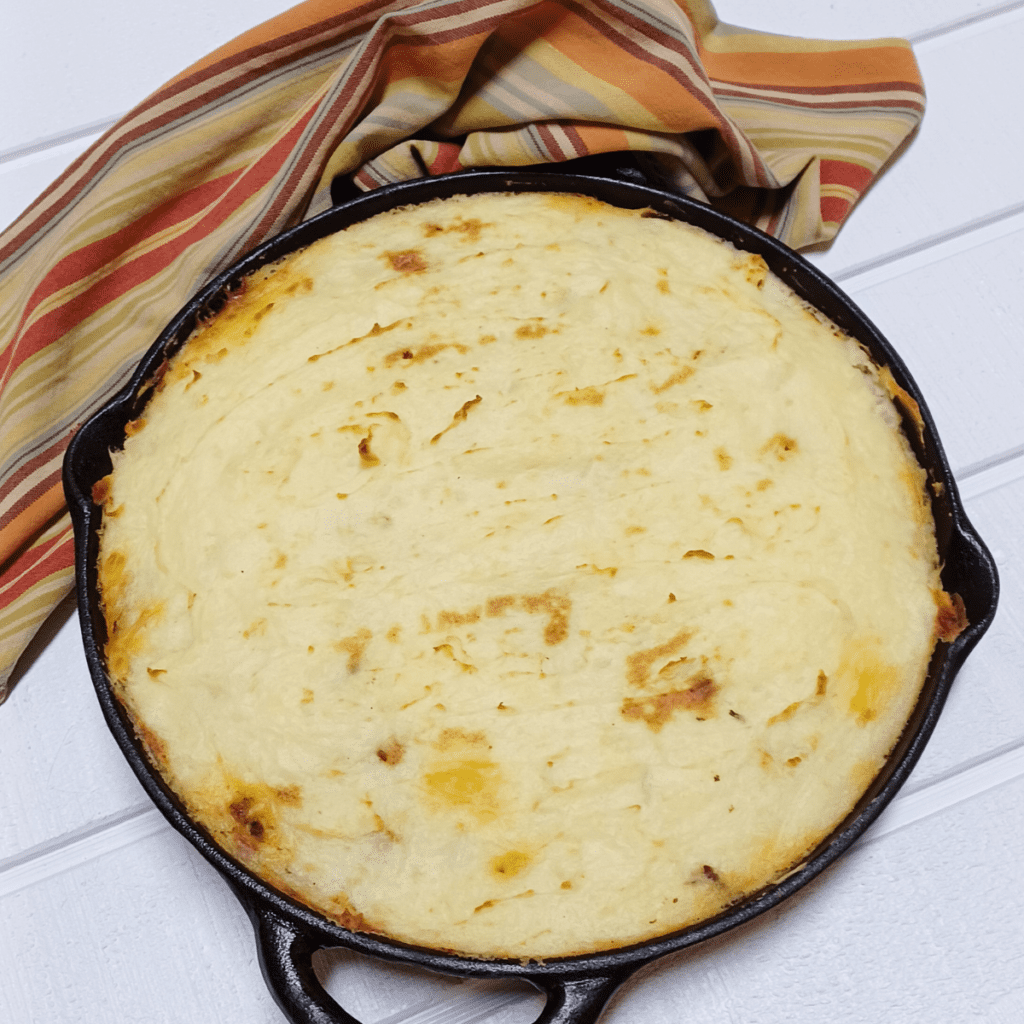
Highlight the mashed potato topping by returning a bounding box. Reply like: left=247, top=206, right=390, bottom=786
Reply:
left=97, top=192, right=949, bottom=958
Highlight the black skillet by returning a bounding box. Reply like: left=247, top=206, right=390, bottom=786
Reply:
left=63, top=162, right=999, bottom=1024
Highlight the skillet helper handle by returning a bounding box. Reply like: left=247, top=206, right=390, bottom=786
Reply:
left=251, top=902, right=629, bottom=1024
left=253, top=907, right=361, bottom=1024
left=532, top=973, right=629, bottom=1024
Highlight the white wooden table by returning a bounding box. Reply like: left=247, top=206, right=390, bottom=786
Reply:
left=3, top=3, right=1023, bottom=1022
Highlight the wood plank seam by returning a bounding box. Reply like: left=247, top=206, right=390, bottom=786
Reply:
left=0, top=116, right=120, bottom=167
left=836, top=200, right=1024, bottom=291
left=0, top=801, right=160, bottom=899
left=957, top=445, right=1024, bottom=500
left=909, top=0, right=1024, bottom=47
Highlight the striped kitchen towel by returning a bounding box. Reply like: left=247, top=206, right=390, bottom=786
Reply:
left=0, top=0, right=925, bottom=701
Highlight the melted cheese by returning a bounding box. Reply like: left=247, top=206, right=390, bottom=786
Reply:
left=98, top=192, right=944, bottom=958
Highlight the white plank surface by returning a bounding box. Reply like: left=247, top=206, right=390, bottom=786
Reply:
left=1, top=2, right=292, bottom=154
left=3, top=2, right=1024, bottom=1023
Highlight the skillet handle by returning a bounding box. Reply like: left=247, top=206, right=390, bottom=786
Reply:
left=530, top=973, right=629, bottom=1024
left=253, top=907, right=361, bottom=1024
left=251, top=903, right=630, bottom=1024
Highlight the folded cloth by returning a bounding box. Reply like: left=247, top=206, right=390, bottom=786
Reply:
left=0, top=0, right=924, bottom=702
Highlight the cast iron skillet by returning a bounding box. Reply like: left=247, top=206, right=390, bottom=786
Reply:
left=63, top=165, right=999, bottom=1024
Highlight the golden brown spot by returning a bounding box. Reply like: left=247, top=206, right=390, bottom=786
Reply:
left=625, top=525, right=646, bottom=536
left=103, top=594, right=164, bottom=682
left=285, top=276, right=314, bottom=295
left=656, top=656, right=690, bottom=679
left=668, top=593, right=677, bottom=603
left=229, top=797, right=253, bottom=823
left=715, top=447, right=732, bottom=470
left=522, top=591, right=571, bottom=645
left=841, top=639, right=897, bottom=726
left=760, top=750, right=774, bottom=769
left=543, top=194, right=612, bottom=218
left=561, top=385, right=604, bottom=406
left=491, top=849, right=532, bottom=879
left=358, top=432, right=380, bottom=467
left=136, top=723, right=167, bottom=768
left=657, top=279, right=670, bottom=294
left=640, top=325, right=661, bottom=336
left=326, top=894, right=373, bottom=934
left=301, top=688, right=314, bottom=704
left=274, top=553, right=287, bottom=569
left=702, top=864, right=720, bottom=883
left=385, top=625, right=402, bottom=643
left=383, top=341, right=467, bottom=368
left=621, top=673, right=717, bottom=732
left=431, top=395, right=482, bottom=444
left=877, top=365, right=925, bottom=445
left=515, top=321, right=548, bottom=339
left=437, top=608, right=481, bottom=628
left=760, top=433, right=798, bottom=460
left=756, top=478, right=774, bottom=491
left=376, top=739, right=404, bottom=766
left=184, top=369, right=202, bottom=390
left=124, top=417, right=146, bottom=437
left=626, top=628, right=694, bottom=689
left=767, top=701, right=802, bottom=725
left=146, top=667, right=166, bottom=679
left=242, top=618, right=266, bottom=639
left=220, top=776, right=302, bottom=859
left=740, top=254, right=769, bottom=289
left=424, top=758, right=501, bottom=821
left=333, top=628, right=372, bottom=673
left=485, top=590, right=570, bottom=645
left=422, top=217, right=487, bottom=241
left=436, top=728, right=486, bottom=750
left=934, top=591, right=968, bottom=643
left=787, top=757, right=802, bottom=767
left=560, top=880, right=572, bottom=890
left=433, top=643, right=477, bottom=673
left=385, top=249, right=428, bottom=273
left=372, top=813, right=400, bottom=843
left=693, top=400, right=713, bottom=412
left=651, top=367, right=693, bottom=394
left=486, top=595, right=517, bottom=617
left=767, top=669, right=829, bottom=726
left=683, top=549, right=714, bottom=560
left=899, top=465, right=931, bottom=525
left=91, top=475, right=112, bottom=506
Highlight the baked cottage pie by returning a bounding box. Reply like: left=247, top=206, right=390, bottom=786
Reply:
left=95, top=191, right=963, bottom=959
